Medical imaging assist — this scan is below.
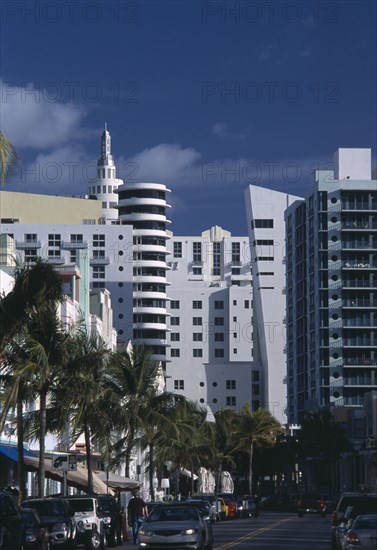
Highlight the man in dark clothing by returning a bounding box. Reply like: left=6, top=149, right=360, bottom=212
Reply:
left=127, top=490, right=148, bottom=544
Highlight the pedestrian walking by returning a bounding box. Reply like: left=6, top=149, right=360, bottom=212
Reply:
left=127, top=490, right=148, bottom=544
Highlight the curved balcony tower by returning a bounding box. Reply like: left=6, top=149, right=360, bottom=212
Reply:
left=87, top=124, right=123, bottom=224
left=117, top=182, right=172, bottom=365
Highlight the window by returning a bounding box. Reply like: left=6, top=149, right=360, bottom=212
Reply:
left=25, top=233, right=37, bottom=243
left=174, top=380, right=184, bottom=390
left=171, top=349, right=180, bottom=357
left=214, top=317, right=224, bottom=326
left=233, top=300, right=237, bottom=306
left=213, top=241, right=221, bottom=275
left=193, top=242, right=202, bottom=263
left=70, top=251, right=77, bottom=263
left=171, top=317, right=180, bottom=326
left=173, top=242, right=182, bottom=258
left=214, top=300, right=224, bottom=309
left=253, top=384, right=260, bottom=395
left=252, top=219, right=273, bottom=229
left=193, top=333, right=203, bottom=341
left=93, top=250, right=105, bottom=260
left=48, top=250, right=61, bottom=259
left=257, top=257, right=274, bottom=262
left=171, top=333, right=180, bottom=342
left=193, top=349, right=203, bottom=358
left=93, top=266, right=105, bottom=279
left=70, top=234, right=83, bottom=243
left=48, top=234, right=61, bottom=247
left=193, top=317, right=202, bottom=326
left=254, top=239, right=274, bottom=246
left=93, top=234, right=105, bottom=247
left=258, top=272, right=274, bottom=276
left=92, top=281, right=105, bottom=289
left=252, top=371, right=260, bottom=382
left=244, top=300, right=249, bottom=308
left=24, top=249, right=37, bottom=263
left=215, top=348, right=224, bottom=358
left=231, top=268, right=240, bottom=275
left=193, top=300, right=202, bottom=309
left=233, top=348, right=237, bottom=354
left=231, top=242, right=240, bottom=263
left=215, top=333, right=224, bottom=342
left=233, top=316, right=237, bottom=322
left=170, top=300, right=180, bottom=309
left=226, top=380, right=236, bottom=390
left=226, top=396, right=236, bottom=407
left=193, top=267, right=202, bottom=275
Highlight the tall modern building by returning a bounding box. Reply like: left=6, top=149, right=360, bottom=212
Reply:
left=245, top=185, right=303, bottom=424
left=117, top=182, right=172, bottom=364
left=165, top=226, right=254, bottom=415
left=285, top=148, right=377, bottom=424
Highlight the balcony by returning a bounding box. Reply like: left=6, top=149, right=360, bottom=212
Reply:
left=16, top=240, right=41, bottom=249
left=343, top=338, right=376, bottom=347
left=47, top=256, right=65, bottom=264
left=343, top=261, right=377, bottom=269
left=343, top=299, right=377, bottom=308
left=61, top=241, right=88, bottom=249
left=344, top=357, right=377, bottom=366
left=90, top=257, right=110, bottom=265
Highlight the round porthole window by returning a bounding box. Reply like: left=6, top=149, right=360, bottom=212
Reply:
left=332, top=275, right=338, bottom=281
left=118, top=282, right=123, bottom=287
left=212, top=398, right=218, bottom=404
left=331, top=197, right=337, bottom=204
left=333, top=352, right=339, bottom=359
left=331, top=217, right=337, bottom=223
left=118, top=314, right=124, bottom=319
left=332, top=333, right=339, bottom=339
left=119, top=266, right=124, bottom=272
left=333, top=391, right=340, bottom=398
left=199, top=382, right=204, bottom=387
left=332, top=314, right=339, bottom=320
left=331, top=235, right=338, bottom=242
left=333, top=372, right=339, bottom=379
left=119, top=251, right=124, bottom=256
left=199, top=398, right=205, bottom=403
left=118, top=329, right=124, bottom=335
left=331, top=255, right=338, bottom=262
left=212, top=382, right=217, bottom=387
left=332, top=294, right=338, bottom=301
left=118, top=235, right=124, bottom=240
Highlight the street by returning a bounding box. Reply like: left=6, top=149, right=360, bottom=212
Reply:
left=119, top=511, right=332, bottom=549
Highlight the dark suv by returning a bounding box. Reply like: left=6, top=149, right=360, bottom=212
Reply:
left=20, top=498, right=77, bottom=549
left=96, top=494, right=122, bottom=547
left=0, top=490, right=23, bottom=550
left=331, top=492, right=377, bottom=549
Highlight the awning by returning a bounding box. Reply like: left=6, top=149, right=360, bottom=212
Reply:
left=0, top=444, right=36, bottom=462
left=95, top=471, right=141, bottom=491
left=24, top=455, right=112, bottom=495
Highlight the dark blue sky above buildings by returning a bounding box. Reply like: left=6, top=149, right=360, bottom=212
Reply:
left=2, top=0, right=376, bottom=235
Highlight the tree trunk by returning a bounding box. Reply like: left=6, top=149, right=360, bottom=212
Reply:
left=38, top=390, right=47, bottom=497
left=248, top=441, right=254, bottom=495
left=84, top=422, right=94, bottom=494
left=149, top=443, right=155, bottom=501
left=17, top=383, right=27, bottom=503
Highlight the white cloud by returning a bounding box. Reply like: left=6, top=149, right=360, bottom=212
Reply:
left=1, top=80, right=92, bottom=150
left=212, top=122, right=247, bottom=140
left=118, top=143, right=202, bottom=185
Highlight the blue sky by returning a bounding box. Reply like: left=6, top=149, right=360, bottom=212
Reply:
left=2, top=0, right=376, bottom=235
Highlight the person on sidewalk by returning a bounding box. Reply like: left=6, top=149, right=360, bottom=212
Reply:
left=127, top=490, right=148, bottom=544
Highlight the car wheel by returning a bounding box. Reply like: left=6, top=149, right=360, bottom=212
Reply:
left=88, top=531, right=103, bottom=550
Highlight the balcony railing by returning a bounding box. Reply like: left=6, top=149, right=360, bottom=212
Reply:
left=343, top=299, right=377, bottom=307
left=343, top=261, right=377, bottom=269
left=16, top=240, right=41, bottom=249
left=344, top=357, right=377, bottom=366
left=61, top=241, right=88, bottom=249
left=343, top=338, right=376, bottom=347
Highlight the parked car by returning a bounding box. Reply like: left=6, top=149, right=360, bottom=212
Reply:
left=138, top=503, right=210, bottom=550
left=178, top=501, right=213, bottom=549
left=63, top=495, right=105, bottom=550
left=190, top=494, right=220, bottom=522
left=0, top=490, right=23, bottom=550
left=342, top=514, right=377, bottom=549
left=331, top=492, right=377, bottom=550
left=222, top=496, right=237, bottom=519
left=297, top=492, right=327, bottom=517
left=216, top=497, right=228, bottom=520
left=96, top=494, right=122, bottom=547
left=331, top=493, right=377, bottom=549
left=20, top=507, right=50, bottom=550
left=237, top=497, right=256, bottom=518
left=20, top=498, right=76, bottom=549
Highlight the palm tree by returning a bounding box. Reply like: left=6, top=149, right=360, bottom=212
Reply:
left=0, top=132, right=18, bottom=184
left=138, top=389, right=185, bottom=500
left=211, top=408, right=240, bottom=492
left=237, top=405, right=283, bottom=495
left=22, top=304, right=68, bottom=497
left=0, top=259, right=63, bottom=354
left=54, top=325, right=114, bottom=494
left=105, top=345, right=162, bottom=478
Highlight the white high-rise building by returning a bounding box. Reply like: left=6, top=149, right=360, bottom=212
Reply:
left=244, top=185, right=303, bottom=424
left=165, top=226, right=255, bottom=415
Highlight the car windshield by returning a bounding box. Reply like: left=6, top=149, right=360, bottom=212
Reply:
left=66, top=499, right=94, bottom=512
left=26, top=501, right=64, bottom=516
left=147, top=507, right=199, bottom=522
left=20, top=511, right=38, bottom=528
left=340, top=496, right=377, bottom=511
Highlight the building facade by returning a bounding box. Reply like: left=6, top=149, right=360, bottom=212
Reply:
left=286, top=148, right=377, bottom=424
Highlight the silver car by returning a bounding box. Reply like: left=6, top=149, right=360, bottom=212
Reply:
left=138, top=504, right=210, bottom=550
left=342, top=514, right=377, bottom=549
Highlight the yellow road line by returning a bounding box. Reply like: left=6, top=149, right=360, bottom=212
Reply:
left=215, top=517, right=295, bottom=549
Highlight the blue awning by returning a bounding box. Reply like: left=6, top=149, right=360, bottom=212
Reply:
left=0, top=444, right=36, bottom=462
